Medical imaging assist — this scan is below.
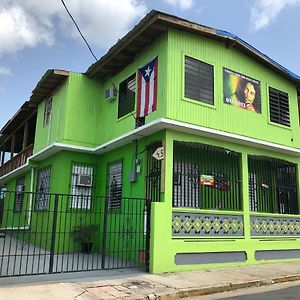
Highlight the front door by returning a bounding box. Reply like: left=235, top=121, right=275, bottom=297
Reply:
left=145, top=142, right=162, bottom=203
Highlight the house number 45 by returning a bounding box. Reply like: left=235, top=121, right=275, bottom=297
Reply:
left=152, top=146, right=164, bottom=160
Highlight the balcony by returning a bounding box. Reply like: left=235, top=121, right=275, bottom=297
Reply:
left=0, top=102, right=37, bottom=178
left=0, top=144, right=33, bottom=177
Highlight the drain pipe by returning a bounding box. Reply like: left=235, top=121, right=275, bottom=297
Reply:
left=2, top=166, right=35, bottom=230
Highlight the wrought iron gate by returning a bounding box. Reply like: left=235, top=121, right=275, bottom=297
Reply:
left=146, top=142, right=162, bottom=203
left=0, top=191, right=150, bottom=277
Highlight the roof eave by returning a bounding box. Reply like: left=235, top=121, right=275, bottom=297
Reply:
left=85, top=10, right=300, bottom=87
left=0, top=69, right=69, bottom=137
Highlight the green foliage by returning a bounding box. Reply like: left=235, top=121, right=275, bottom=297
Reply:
left=72, top=224, right=97, bottom=243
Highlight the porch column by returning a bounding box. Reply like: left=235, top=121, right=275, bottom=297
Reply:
left=10, top=134, right=15, bottom=159
left=0, top=145, right=5, bottom=166
left=22, top=121, right=29, bottom=150
left=242, top=152, right=251, bottom=240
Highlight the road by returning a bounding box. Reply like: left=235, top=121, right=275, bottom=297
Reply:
left=190, top=281, right=300, bottom=299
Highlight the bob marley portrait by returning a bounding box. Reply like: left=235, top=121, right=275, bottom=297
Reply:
left=223, top=68, right=261, bottom=114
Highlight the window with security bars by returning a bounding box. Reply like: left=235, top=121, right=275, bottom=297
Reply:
left=14, top=177, right=25, bottom=212
left=107, top=161, right=123, bottom=210
left=184, top=56, right=214, bottom=105
left=43, top=97, right=52, bottom=126
left=173, top=141, right=242, bottom=210
left=70, top=163, right=95, bottom=209
left=36, top=167, right=51, bottom=211
left=269, top=87, right=290, bottom=126
left=248, top=156, right=298, bottom=214
left=118, top=74, right=136, bottom=118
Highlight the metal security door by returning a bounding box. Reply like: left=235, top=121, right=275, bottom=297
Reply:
left=146, top=142, right=162, bottom=203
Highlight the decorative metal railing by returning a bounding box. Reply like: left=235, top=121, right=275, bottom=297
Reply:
left=0, top=144, right=34, bottom=177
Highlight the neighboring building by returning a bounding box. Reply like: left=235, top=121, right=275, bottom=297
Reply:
left=1, top=10, right=300, bottom=276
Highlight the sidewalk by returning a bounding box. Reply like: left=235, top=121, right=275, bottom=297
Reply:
left=2, top=261, right=300, bottom=299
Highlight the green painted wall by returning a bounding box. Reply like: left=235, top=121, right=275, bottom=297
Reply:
left=33, top=28, right=300, bottom=155
left=166, top=29, right=300, bottom=148
left=33, top=33, right=168, bottom=152
left=150, top=129, right=300, bottom=273
left=33, top=33, right=168, bottom=153
left=34, top=79, right=69, bottom=153
left=2, top=131, right=165, bottom=259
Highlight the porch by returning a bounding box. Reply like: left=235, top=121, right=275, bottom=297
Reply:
left=0, top=101, right=37, bottom=178
left=150, top=133, right=300, bottom=273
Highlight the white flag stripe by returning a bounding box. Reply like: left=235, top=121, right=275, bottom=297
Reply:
left=140, top=77, right=146, bottom=117
left=148, top=70, right=155, bottom=114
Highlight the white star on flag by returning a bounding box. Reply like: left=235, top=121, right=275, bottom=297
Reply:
left=145, top=66, right=151, bottom=77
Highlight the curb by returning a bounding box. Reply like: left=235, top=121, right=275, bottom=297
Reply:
left=147, top=274, right=300, bottom=299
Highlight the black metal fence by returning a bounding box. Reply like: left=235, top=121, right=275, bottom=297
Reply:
left=248, top=156, right=298, bottom=214
left=173, top=141, right=242, bottom=211
left=0, top=191, right=150, bottom=277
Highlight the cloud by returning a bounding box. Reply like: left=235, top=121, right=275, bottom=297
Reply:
left=0, top=5, right=53, bottom=56
left=163, top=0, right=194, bottom=10
left=251, top=0, right=300, bottom=31
left=0, top=0, right=147, bottom=56
left=0, top=66, right=12, bottom=76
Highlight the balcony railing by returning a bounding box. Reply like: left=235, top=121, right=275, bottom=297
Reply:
left=0, top=144, right=33, bottom=177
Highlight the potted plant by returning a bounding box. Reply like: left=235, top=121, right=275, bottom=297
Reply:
left=72, top=224, right=97, bottom=253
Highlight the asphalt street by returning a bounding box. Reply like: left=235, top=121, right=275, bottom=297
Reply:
left=191, top=281, right=300, bottom=300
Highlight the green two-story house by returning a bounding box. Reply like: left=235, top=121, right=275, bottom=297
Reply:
left=1, top=10, right=300, bottom=276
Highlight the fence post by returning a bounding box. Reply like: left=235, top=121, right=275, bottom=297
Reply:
left=101, top=196, right=109, bottom=269
left=145, top=198, right=151, bottom=272
left=49, top=194, right=59, bottom=274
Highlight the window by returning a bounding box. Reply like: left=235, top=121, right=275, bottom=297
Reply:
left=173, top=141, right=242, bottom=211
left=36, top=167, right=51, bottom=210
left=184, top=56, right=214, bottom=105
left=70, top=163, right=94, bottom=209
left=118, top=74, right=136, bottom=118
left=107, top=161, right=123, bottom=209
left=269, top=87, right=290, bottom=126
left=43, top=97, right=52, bottom=126
left=14, top=177, right=25, bottom=212
left=248, top=156, right=298, bottom=214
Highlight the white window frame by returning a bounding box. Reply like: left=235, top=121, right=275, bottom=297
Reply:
left=70, top=163, right=94, bottom=209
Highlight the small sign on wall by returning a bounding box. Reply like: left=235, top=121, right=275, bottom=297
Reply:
left=152, top=146, right=164, bottom=160
left=200, top=175, right=215, bottom=187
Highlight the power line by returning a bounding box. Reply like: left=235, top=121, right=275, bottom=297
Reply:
left=60, top=0, right=98, bottom=62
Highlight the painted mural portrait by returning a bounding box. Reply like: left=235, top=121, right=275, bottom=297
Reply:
left=223, top=68, right=261, bottom=114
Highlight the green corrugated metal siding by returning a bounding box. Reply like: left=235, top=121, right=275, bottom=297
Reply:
left=64, top=73, right=102, bottom=146
left=62, top=33, right=168, bottom=148
left=33, top=79, right=69, bottom=153
left=166, top=29, right=299, bottom=148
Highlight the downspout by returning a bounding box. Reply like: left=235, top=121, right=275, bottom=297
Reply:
left=2, top=166, right=35, bottom=230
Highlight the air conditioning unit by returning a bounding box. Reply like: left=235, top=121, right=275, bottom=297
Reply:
left=104, top=87, right=117, bottom=102
left=16, top=185, right=24, bottom=192
left=77, top=174, right=93, bottom=187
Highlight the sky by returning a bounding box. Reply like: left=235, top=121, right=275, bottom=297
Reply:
left=1, top=0, right=300, bottom=129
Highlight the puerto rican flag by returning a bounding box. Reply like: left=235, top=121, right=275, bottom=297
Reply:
left=136, top=56, right=158, bottom=118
